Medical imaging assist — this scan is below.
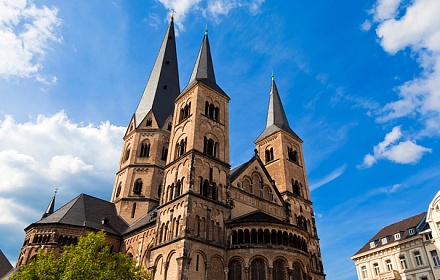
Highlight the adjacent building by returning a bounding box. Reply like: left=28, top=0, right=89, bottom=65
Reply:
left=351, top=191, right=440, bottom=280
left=16, top=17, right=326, bottom=280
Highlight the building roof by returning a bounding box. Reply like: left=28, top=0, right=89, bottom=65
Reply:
left=30, top=194, right=129, bottom=235
left=0, top=250, right=12, bottom=279
left=134, top=18, right=181, bottom=128
left=354, top=212, right=426, bottom=255
left=226, top=210, right=283, bottom=225
left=123, top=210, right=157, bottom=235
left=181, top=30, right=229, bottom=98
left=42, top=195, right=55, bottom=219
left=255, top=77, right=302, bottom=142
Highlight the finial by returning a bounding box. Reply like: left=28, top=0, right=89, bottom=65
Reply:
left=271, top=71, right=274, bottom=80
left=204, top=24, right=208, bottom=35
left=54, top=188, right=58, bottom=196
left=171, top=9, right=176, bottom=20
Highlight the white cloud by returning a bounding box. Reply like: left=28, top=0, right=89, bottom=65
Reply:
left=0, top=0, right=62, bottom=81
left=309, top=164, right=347, bottom=191
left=360, top=126, right=431, bottom=168
left=369, top=0, right=440, bottom=137
left=157, top=0, right=265, bottom=31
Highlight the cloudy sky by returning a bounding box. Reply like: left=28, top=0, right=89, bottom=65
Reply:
left=1, top=0, right=440, bottom=279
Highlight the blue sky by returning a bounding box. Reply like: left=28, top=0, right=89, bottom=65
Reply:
left=1, top=0, right=440, bottom=279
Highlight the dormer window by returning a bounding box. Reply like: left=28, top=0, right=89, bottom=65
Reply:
left=394, top=232, right=401, bottom=240
left=381, top=237, right=388, bottom=245
left=101, top=218, right=109, bottom=226
left=146, top=119, right=152, bottom=126
left=408, top=228, right=416, bottom=236
left=370, top=241, right=377, bottom=248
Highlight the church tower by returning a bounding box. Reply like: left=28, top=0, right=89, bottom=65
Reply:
left=111, top=18, right=180, bottom=224
left=150, top=29, right=232, bottom=280
left=255, top=76, right=324, bottom=275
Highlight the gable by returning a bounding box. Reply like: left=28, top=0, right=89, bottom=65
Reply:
left=230, top=155, right=286, bottom=221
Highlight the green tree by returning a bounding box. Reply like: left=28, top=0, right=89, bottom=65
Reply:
left=12, top=231, right=151, bottom=280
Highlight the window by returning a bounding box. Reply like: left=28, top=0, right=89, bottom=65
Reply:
left=400, top=255, right=408, bottom=269
left=386, top=259, right=393, bottom=271
left=291, top=179, right=301, bottom=196
left=373, top=263, right=380, bottom=276
left=124, top=147, right=130, bottom=161
left=431, top=250, right=440, bottom=267
left=361, top=266, right=368, bottom=279
left=425, top=232, right=433, bottom=241
left=228, top=260, right=242, bottom=280
left=287, top=147, right=298, bottom=163
left=161, top=147, right=168, bottom=161
left=414, top=251, right=423, bottom=266
left=167, top=122, right=172, bottom=131
left=370, top=241, right=377, bottom=249
left=273, top=260, right=286, bottom=280
left=203, top=137, right=218, bottom=157
left=115, top=183, right=122, bottom=198
left=251, top=259, right=266, bottom=280
left=139, top=142, right=150, bottom=157
left=131, top=203, right=136, bottom=218
left=381, top=237, right=388, bottom=245
left=176, top=138, right=187, bottom=158
left=133, top=179, right=143, bottom=194
left=146, top=119, right=152, bottom=126
left=408, top=228, right=416, bottom=235
left=179, top=103, right=191, bottom=121
left=394, top=232, right=401, bottom=240
left=265, top=147, right=274, bottom=163
left=205, top=101, right=219, bottom=121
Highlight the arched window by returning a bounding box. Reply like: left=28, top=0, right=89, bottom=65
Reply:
left=157, top=183, right=162, bottom=198
left=228, top=260, right=242, bottom=280
left=139, top=141, right=150, bottom=157
left=179, top=103, right=191, bottom=121
left=265, top=147, right=274, bottom=163
left=175, top=181, right=181, bottom=198
left=273, top=260, right=287, bottom=280
left=146, top=119, right=152, bottom=126
left=251, top=259, right=266, bottom=280
left=167, top=122, right=172, bottom=131
left=292, top=179, right=300, bottom=196
left=202, top=180, right=210, bottom=197
left=161, top=147, right=168, bottom=161
left=115, top=183, right=122, bottom=198
left=176, top=138, right=187, bottom=158
left=292, top=264, right=302, bottom=280
left=204, top=137, right=218, bottom=157
left=124, top=147, right=130, bottom=161
left=205, top=101, right=220, bottom=121
left=131, top=203, right=136, bottom=218
left=212, top=183, right=218, bottom=200
left=133, top=179, right=142, bottom=194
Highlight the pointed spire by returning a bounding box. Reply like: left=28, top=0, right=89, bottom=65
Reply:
left=42, top=189, right=57, bottom=219
left=184, top=28, right=228, bottom=98
left=134, top=18, right=181, bottom=128
left=255, top=76, right=302, bottom=142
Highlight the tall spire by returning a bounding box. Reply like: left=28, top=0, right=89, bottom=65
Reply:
left=134, top=18, right=180, bottom=128
left=255, top=76, right=302, bottom=142
left=42, top=189, right=57, bottom=219
left=184, top=28, right=228, bottom=97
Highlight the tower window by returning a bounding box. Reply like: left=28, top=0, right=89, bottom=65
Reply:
left=176, top=138, right=187, bottom=158
left=131, top=203, right=136, bottom=218
left=133, top=179, right=143, bottom=194
left=288, top=147, right=298, bottom=163
left=265, top=147, right=274, bottom=163
left=124, top=147, right=131, bottom=162
left=203, top=137, right=218, bottom=157
left=139, top=142, right=151, bottom=157
left=179, top=103, right=191, bottom=121
left=146, top=119, right=152, bottom=126
left=115, top=183, right=122, bottom=198
left=161, top=147, right=168, bottom=161
left=167, top=122, right=172, bottom=131
left=205, top=101, right=219, bottom=121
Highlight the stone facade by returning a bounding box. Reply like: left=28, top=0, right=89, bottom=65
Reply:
left=16, top=18, right=325, bottom=280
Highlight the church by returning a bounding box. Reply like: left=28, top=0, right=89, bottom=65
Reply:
left=15, top=17, right=325, bottom=280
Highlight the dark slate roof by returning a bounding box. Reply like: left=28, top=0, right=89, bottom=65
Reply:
left=134, top=18, right=180, bottom=128
left=31, top=194, right=128, bottom=235
left=227, top=211, right=283, bottom=225
left=123, top=210, right=157, bottom=235
left=255, top=77, right=302, bottom=142
left=354, top=212, right=426, bottom=255
left=181, top=31, right=229, bottom=99
left=0, top=250, right=12, bottom=279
